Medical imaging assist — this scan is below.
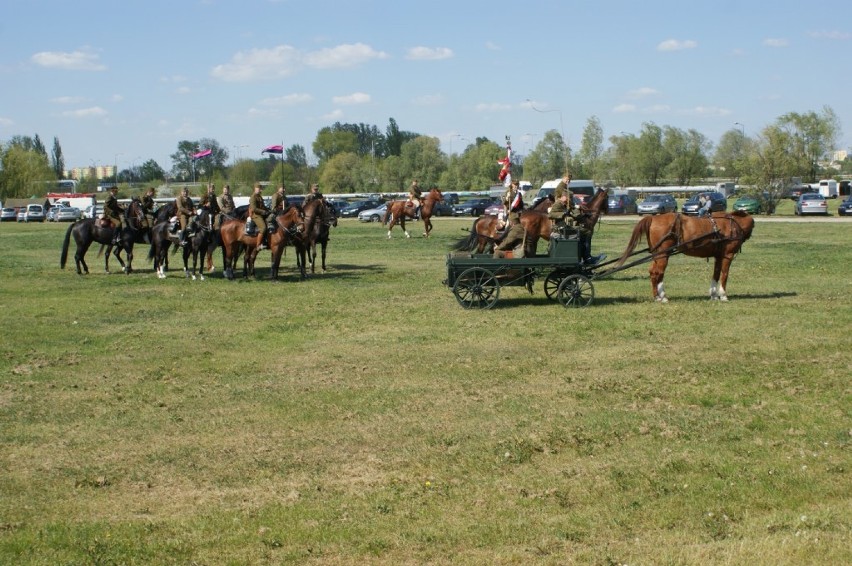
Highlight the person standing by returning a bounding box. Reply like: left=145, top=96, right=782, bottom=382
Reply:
left=248, top=183, right=270, bottom=248
left=175, top=186, right=195, bottom=246
left=103, top=186, right=125, bottom=245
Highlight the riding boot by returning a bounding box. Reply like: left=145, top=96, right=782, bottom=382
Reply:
left=179, top=229, right=186, bottom=247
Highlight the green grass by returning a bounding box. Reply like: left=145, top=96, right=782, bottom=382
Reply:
left=1, top=216, right=850, bottom=565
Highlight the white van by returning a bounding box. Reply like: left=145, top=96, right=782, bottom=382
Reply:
left=818, top=179, right=838, bottom=199
left=534, top=179, right=596, bottom=204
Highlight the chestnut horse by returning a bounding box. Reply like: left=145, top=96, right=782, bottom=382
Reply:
left=613, top=210, right=754, bottom=302
left=452, top=188, right=609, bottom=255
left=382, top=188, right=444, bottom=238
left=268, top=206, right=307, bottom=280
left=219, top=216, right=266, bottom=280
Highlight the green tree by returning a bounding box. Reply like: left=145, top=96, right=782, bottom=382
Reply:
left=663, top=126, right=711, bottom=185
left=777, top=106, right=840, bottom=182
left=385, top=118, right=418, bottom=157
left=634, top=122, right=668, bottom=185
left=523, top=130, right=569, bottom=183
left=312, top=128, right=358, bottom=163
left=398, top=136, right=446, bottom=190
left=740, top=124, right=800, bottom=214
left=51, top=137, right=64, bottom=180
left=169, top=139, right=228, bottom=182
left=319, top=152, right=361, bottom=193
left=577, top=116, right=604, bottom=181
left=0, top=144, right=55, bottom=199
left=713, top=129, right=751, bottom=182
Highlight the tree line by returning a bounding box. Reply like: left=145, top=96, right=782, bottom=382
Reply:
left=1, top=107, right=847, bottom=205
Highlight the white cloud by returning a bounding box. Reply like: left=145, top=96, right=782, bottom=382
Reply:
left=159, top=75, right=188, bottom=83
left=259, top=93, right=313, bottom=106
left=62, top=106, right=107, bottom=118
left=176, top=86, right=191, bottom=95
left=627, top=87, right=659, bottom=99
left=406, top=46, right=453, bottom=60
left=657, top=39, right=697, bottom=52
left=212, top=43, right=388, bottom=82
left=763, top=38, right=788, bottom=48
left=412, top=94, right=444, bottom=106
left=211, top=45, right=301, bottom=82
left=332, top=92, right=371, bottom=105
left=111, top=94, right=123, bottom=102
left=643, top=104, right=671, bottom=113
left=322, top=109, right=344, bottom=120
left=474, top=102, right=512, bottom=112
left=684, top=106, right=732, bottom=117
left=304, top=43, right=389, bottom=69
left=51, top=96, right=86, bottom=104
left=485, top=41, right=500, bottom=51
left=0, top=117, right=13, bottom=127
left=808, top=30, right=850, bottom=40
left=613, top=104, right=636, bottom=113
left=31, top=49, right=106, bottom=71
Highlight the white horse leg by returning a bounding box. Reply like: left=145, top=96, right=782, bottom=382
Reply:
left=717, top=283, right=729, bottom=302
left=387, top=230, right=392, bottom=239
left=709, top=279, right=719, bottom=300
left=656, top=282, right=669, bottom=303
left=405, top=230, right=411, bottom=238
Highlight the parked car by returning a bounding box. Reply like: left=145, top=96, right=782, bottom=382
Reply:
left=17, top=204, right=45, bottom=222
left=83, top=204, right=104, bottom=219
left=1, top=207, right=18, bottom=222
left=607, top=194, right=637, bottom=215
left=46, top=205, right=64, bottom=221
left=54, top=207, right=82, bottom=222
left=637, top=194, right=677, bottom=215
left=443, top=192, right=460, bottom=205
left=795, top=193, right=829, bottom=216
left=339, top=200, right=381, bottom=218
left=732, top=196, right=762, bottom=215
left=453, top=198, right=499, bottom=217
left=838, top=196, right=852, bottom=216
left=484, top=202, right=503, bottom=216
left=358, top=203, right=388, bottom=222
left=432, top=201, right=455, bottom=216
left=681, top=191, right=727, bottom=215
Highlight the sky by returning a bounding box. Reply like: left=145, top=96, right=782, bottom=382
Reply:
left=2, top=0, right=850, bottom=175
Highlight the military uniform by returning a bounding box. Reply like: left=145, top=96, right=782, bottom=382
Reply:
left=175, top=192, right=195, bottom=231
left=493, top=223, right=527, bottom=258
left=249, top=191, right=269, bottom=234
left=200, top=188, right=220, bottom=230
left=219, top=190, right=235, bottom=215
left=503, top=183, right=523, bottom=224
left=142, top=192, right=156, bottom=227
left=269, top=189, right=287, bottom=212
left=104, top=191, right=125, bottom=229
left=554, top=180, right=573, bottom=203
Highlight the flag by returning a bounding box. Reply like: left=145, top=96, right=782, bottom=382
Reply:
left=511, top=188, right=523, bottom=210
left=191, top=149, right=212, bottom=160
left=262, top=145, right=284, bottom=154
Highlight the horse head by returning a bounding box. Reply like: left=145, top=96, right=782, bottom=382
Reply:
left=125, top=197, right=147, bottom=230
left=575, top=188, right=608, bottom=232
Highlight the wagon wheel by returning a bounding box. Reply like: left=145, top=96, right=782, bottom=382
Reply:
left=557, top=274, right=594, bottom=308
left=544, top=270, right=567, bottom=300
left=453, top=267, right=500, bottom=309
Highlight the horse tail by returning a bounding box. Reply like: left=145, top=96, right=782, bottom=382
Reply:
left=452, top=218, right=480, bottom=251
left=615, top=216, right=652, bottom=267
left=60, top=222, right=75, bottom=268
left=383, top=204, right=392, bottom=226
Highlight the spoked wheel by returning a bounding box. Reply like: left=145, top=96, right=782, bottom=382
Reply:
left=453, top=267, right=500, bottom=309
left=544, top=270, right=567, bottom=300
left=557, top=274, right=594, bottom=308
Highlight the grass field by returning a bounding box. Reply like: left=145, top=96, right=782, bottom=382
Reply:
left=1, top=215, right=850, bottom=565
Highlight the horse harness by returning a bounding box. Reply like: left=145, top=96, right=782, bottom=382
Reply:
left=654, top=213, right=746, bottom=258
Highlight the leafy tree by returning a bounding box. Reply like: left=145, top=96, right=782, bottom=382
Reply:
left=229, top=159, right=257, bottom=194
left=33, top=134, right=46, bottom=158
left=169, top=139, right=228, bottom=181
left=312, top=127, right=358, bottom=163
left=523, top=130, right=569, bottom=182
left=0, top=144, right=55, bottom=199
left=318, top=152, right=361, bottom=193
left=440, top=139, right=503, bottom=191
left=663, top=126, right=711, bottom=185
left=51, top=137, right=64, bottom=180
left=397, top=136, right=446, bottom=190
left=285, top=144, right=307, bottom=169
left=385, top=118, right=418, bottom=157
left=138, top=159, right=165, bottom=183
left=713, top=129, right=751, bottom=182
left=634, top=122, right=667, bottom=185
left=577, top=116, right=604, bottom=181
left=777, top=106, right=840, bottom=182
left=740, top=124, right=800, bottom=214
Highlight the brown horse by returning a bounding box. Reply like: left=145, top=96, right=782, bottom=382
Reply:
left=304, top=199, right=337, bottom=274
left=613, top=211, right=754, bottom=302
left=382, top=188, right=444, bottom=238
left=268, top=206, right=307, bottom=280
left=219, top=216, right=265, bottom=280
left=452, top=188, right=609, bottom=255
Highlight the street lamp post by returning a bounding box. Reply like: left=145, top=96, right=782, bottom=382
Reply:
left=114, top=152, right=123, bottom=186
left=526, top=99, right=566, bottom=169
left=734, top=122, right=745, bottom=137
left=523, top=133, right=538, bottom=154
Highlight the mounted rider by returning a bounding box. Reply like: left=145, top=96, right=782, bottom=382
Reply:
left=175, top=186, right=196, bottom=247
left=407, top=179, right=422, bottom=219
left=304, top=183, right=333, bottom=225
left=217, top=184, right=235, bottom=228
left=248, top=183, right=271, bottom=249
left=199, top=184, right=220, bottom=230
left=103, top=186, right=125, bottom=245
left=141, top=187, right=156, bottom=228
left=268, top=184, right=288, bottom=234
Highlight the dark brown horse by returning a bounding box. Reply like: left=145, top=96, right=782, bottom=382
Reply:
left=60, top=198, right=149, bottom=275
left=382, top=188, right=444, bottom=238
left=268, top=206, right=307, bottom=280
left=613, top=211, right=754, bottom=302
left=303, top=199, right=337, bottom=274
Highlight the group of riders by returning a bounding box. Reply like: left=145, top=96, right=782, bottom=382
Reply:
left=101, top=181, right=330, bottom=250
left=492, top=172, right=598, bottom=264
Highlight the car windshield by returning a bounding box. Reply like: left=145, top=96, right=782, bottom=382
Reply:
left=645, top=195, right=666, bottom=202
left=802, top=194, right=822, bottom=200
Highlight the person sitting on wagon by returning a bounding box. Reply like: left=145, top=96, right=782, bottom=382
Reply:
left=548, top=191, right=575, bottom=237
left=492, top=213, right=528, bottom=258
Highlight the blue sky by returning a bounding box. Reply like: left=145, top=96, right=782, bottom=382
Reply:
left=2, top=0, right=850, bottom=174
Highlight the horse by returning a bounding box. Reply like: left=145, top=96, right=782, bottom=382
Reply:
left=60, top=198, right=149, bottom=275
left=219, top=216, right=263, bottom=280
left=613, top=210, right=755, bottom=302
left=147, top=220, right=174, bottom=279
left=452, top=189, right=610, bottom=256
left=304, top=199, right=337, bottom=274
left=180, top=209, right=215, bottom=280
left=382, top=188, right=444, bottom=238
left=268, top=206, right=307, bottom=280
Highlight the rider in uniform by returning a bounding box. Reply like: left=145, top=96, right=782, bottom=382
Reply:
left=175, top=186, right=196, bottom=246
left=268, top=184, right=288, bottom=234
left=249, top=183, right=271, bottom=248
left=554, top=173, right=573, bottom=201
left=217, top=184, right=235, bottom=228
left=199, top=184, right=220, bottom=229
left=103, top=186, right=125, bottom=245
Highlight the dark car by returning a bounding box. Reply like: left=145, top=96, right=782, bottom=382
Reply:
left=607, top=194, right=637, bottom=215
left=339, top=200, right=381, bottom=218
left=453, top=198, right=498, bottom=217
left=681, top=191, right=727, bottom=215
left=732, top=196, right=762, bottom=215
left=432, top=201, right=455, bottom=216
left=637, top=194, right=677, bottom=215
left=443, top=192, right=460, bottom=205
left=838, top=196, right=852, bottom=216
